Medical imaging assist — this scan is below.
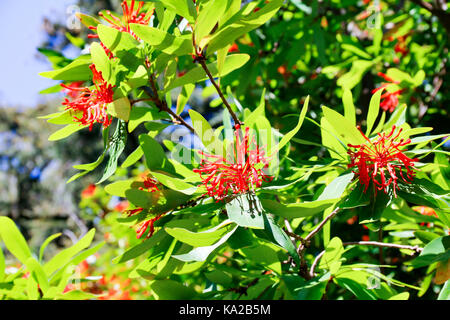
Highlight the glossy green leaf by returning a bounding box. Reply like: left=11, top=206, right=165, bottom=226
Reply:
left=39, top=55, right=92, bottom=81
left=98, top=120, right=127, bottom=184
left=276, top=96, right=309, bottom=152
left=342, top=89, right=356, bottom=126
left=0, top=217, right=32, bottom=264
left=261, top=198, right=336, bottom=219
left=366, top=88, right=383, bottom=137
left=322, top=106, right=365, bottom=145
left=48, top=123, right=88, bottom=141
left=226, top=193, right=265, bottom=229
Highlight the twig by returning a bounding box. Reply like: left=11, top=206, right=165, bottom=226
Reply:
left=142, top=76, right=195, bottom=133
left=197, top=58, right=241, bottom=126
left=304, top=207, right=340, bottom=242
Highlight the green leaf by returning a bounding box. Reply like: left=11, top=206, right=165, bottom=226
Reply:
left=206, top=0, right=284, bottom=54
left=0, top=247, right=4, bottom=282
left=342, top=89, right=356, bottom=126
left=130, top=24, right=193, bottom=56
left=176, top=83, right=195, bottom=115
left=366, top=88, right=383, bottom=137
left=39, top=233, right=62, bottom=263
left=43, top=229, right=96, bottom=276
left=261, top=198, right=336, bottom=219
left=113, top=230, right=167, bottom=264
left=189, top=109, right=223, bottom=152
left=226, top=193, right=265, bottom=229
left=339, top=185, right=371, bottom=209
left=165, top=220, right=235, bottom=247
left=39, top=55, right=92, bottom=81
left=437, top=280, right=450, bottom=300
left=318, top=237, right=344, bottom=275
left=128, top=106, right=168, bottom=132
left=262, top=214, right=301, bottom=266
left=0, top=217, right=32, bottom=264
left=97, top=24, right=139, bottom=55
left=276, top=96, right=309, bottom=151
left=151, top=172, right=197, bottom=195
left=410, top=236, right=450, bottom=268
left=48, top=123, right=88, bottom=141
left=76, top=13, right=100, bottom=29
left=195, top=0, right=228, bottom=45
left=337, top=59, right=374, bottom=90
left=107, top=97, right=131, bottom=121
left=139, top=135, right=175, bottom=173
left=55, top=290, right=100, bottom=300
left=322, top=106, right=365, bottom=145
left=155, top=0, right=197, bottom=24
left=317, top=172, right=354, bottom=201
left=150, top=279, right=198, bottom=300
left=98, top=120, right=127, bottom=184
left=173, top=225, right=238, bottom=262
left=90, top=42, right=112, bottom=82
left=165, top=53, right=250, bottom=91
left=24, top=257, right=50, bottom=294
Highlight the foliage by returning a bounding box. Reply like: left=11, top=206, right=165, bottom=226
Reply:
left=7, top=0, right=450, bottom=300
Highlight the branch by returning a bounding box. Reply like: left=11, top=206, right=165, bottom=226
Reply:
left=197, top=58, right=242, bottom=126
left=309, top=241, right=423, bottom=278
left=142, top=76, right=195, bottom=134
left=304, top=207, right=340, bottom=242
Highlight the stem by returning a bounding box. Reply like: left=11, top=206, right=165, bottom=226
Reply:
left=144, top=76, right=195, bottom=133
left=305, top=207, right=340, bottom=242
left=197, top=58, right=242, bottom=126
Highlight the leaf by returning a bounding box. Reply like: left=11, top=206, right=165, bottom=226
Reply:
left=165, top=220, right=235, bottom=247
left=48, top=123, right=88, bottom=141
left=155, top=0, right=197, bottom=24
left=151, top=172, right=197, bottom=195
left=24, top=257, right=50, bottom=294
left=55, top=290, right=100, bottom=300
left=339, top=185, right=371, bottom=209
left=322, top=106, right=366, bottom=145
left=337, top=59, right=374, bottom=90
left=107, top=97, right=131, bottom=121
left=165, top=53, right=250, bottom=91
left=97, top=24, right=139, bottom=55
left=226, top=193, right=265, bottom=229
left=206, top=0, right=284, bottom=54
left=150, top=279, right=197, bottom=300
left=139, top=135, right=175, bottom=173
left=128, top=106, right=168, bottom=132
left=0, top=247, right=4, bottom=282
left=366, top=88, right=383, bottom=137
left=76, top=13, right=100, bottom=29
left=39, top=233, right=62, bottom=263
left=195, top=0, right=228, bottom=45
left=39, top=55, right=92, bottom=81
left=98, top=120, right=127, bottom=184
left=130, top=24, right=193, bottom=56
left=43, top=229, right=96, bottom=276
left=318, top=237, right=344, bottom=275
left=0, top=216, right=32, bottom=264
left=172, top=225, right=238, bottom=262
left=437, top=280, right=450, bottom=300
left=176, top=83, right=195, bottom=115
left=342, top=89, right=356, bottom=126
left=276, top=96, right=309, bottom=151
left=261, top=198, right=336, bottom=219
left=189, top=109, right=222, bottom=152
left=90, top=42, right=112, bottom=82
left=262, top=214, right=301, bottom=266
left=317, top=172, right=354, bottom=201
left=410, top=236, right=450, bottom=268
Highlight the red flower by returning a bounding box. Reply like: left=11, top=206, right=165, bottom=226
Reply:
left=193, top=125, right=273, bottom=201
left=394, top=35, right=409, bottom=57
left=88, top=0, right=153, bottom=41
left=135, top=213, right=165, bottom=239
left=372, top=72, right=405, bottom=113
left=347, top=125, right=418, bottom=197
left=62, top=81, right=85, bottom=99
left=138, top=174, right=160, bottom=193
left=81, top=184, right=97, bottom=198
left=228, top=43, right=239, bottom=53
left=61, top=64, right=114, bottom=130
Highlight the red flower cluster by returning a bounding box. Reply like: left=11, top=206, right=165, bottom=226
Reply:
left=88, top=0, right=153, bottom=41
left=193, top=125, right=273, bottom=201
left=62, top=64, right=114, bottom=130
left=123, top=174, right=164, bottom=239
left=372, top=72, right=405, bottom=113
left=347, top=125, right=418, bottom=197
left=81, top=184, right=97, bottom=198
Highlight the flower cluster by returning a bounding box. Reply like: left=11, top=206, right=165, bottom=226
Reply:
left=123, top=174, right=164, bottom=239
left=372, top=72, right=405, bottom=113
left=193, top=125, right=273, bottom=201
left=61, top=64, right=114, bottom=130
left=89, top=0, right=152, bottom=41
left=347, top=125, right=418, bottom=197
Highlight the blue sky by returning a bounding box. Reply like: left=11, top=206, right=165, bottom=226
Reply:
left=0, top=0, right=78, bottom=110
